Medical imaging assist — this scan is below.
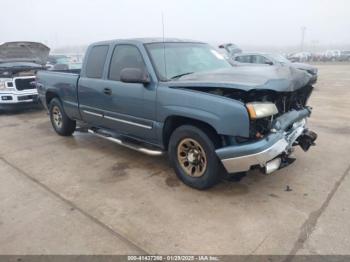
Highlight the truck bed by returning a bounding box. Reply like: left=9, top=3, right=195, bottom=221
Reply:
left=36, top=70, right=81, bottom=120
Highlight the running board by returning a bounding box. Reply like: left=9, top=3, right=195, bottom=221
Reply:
left=88, top=129, right=164, bottom=156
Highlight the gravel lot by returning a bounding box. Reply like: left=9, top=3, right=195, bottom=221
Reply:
left=0, top=64, right=349, bottom=255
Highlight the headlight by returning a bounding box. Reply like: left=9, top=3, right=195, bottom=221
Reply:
left=0, top=79, right=7, bottom=90
left=246, top=102, right=278, bottom=119
left=0, top=78, right=12, bottom=90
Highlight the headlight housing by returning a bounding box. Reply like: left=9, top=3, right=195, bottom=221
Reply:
left=0, top=78, right=12, bottom=90
left=246, top=102, right=278, bottom=119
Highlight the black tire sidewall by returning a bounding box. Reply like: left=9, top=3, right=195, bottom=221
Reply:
left=169, top=125, right=221, bottom=189
left=49, top=98, right=75, bottom=136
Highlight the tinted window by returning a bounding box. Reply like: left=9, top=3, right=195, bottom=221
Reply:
left=109, top=45, right=145, bottom=81
left=235, top=55, right=251, bottom=63
left=234, top=56, right=242, bottom=62
left=85, top=45, right=109, bottom=78
left=252, top=55, right=270, bottom=64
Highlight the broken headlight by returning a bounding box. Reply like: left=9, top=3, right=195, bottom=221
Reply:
left=246, top=102, right=278, bottom=119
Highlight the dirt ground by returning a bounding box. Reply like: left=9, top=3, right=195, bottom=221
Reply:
left=0, top=64, right=349, bottom=255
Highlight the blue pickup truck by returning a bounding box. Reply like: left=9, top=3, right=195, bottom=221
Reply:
left=36, top=38, right=317, bottom=189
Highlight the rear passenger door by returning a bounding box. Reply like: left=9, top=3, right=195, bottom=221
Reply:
left=78, top=45, right=109, bottom=126
left=101, top=44, right=157, bottom=142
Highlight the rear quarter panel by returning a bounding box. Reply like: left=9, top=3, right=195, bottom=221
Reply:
left=36, top=70, right=81, bottom=120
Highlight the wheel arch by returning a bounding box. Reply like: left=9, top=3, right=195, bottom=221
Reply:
left=162, top=115, right=222, bottom=150
left=45, top=90, right=60, bottom=107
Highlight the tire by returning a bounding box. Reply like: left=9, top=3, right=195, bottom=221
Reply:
left=168, top=125, right=222, bottom=190
left=49, top=98, right=76, bottom=136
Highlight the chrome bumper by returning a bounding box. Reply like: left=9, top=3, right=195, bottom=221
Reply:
left=217, top=110, right=311, bottom=174
left=221, top=138, right=289, bottom=173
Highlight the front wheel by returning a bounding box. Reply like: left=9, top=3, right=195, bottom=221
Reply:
left=168, top=125, right=222, bottom=189
left=49, top=98, right=76, bottom=136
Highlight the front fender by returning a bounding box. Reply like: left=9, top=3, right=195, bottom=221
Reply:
left=157, top=86, right=250, bottom=137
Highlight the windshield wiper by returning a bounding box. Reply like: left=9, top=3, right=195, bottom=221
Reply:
left=170, top=72, right=194, bottom=80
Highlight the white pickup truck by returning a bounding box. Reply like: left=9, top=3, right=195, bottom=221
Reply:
left=0, top=42, right=49, bottom=110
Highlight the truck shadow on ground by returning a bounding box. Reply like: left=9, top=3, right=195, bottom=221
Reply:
left=0, top=105, right=44, bottom=116
left=34, top=119, right=272, bottom=197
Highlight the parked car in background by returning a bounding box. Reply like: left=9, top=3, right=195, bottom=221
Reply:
left=218, top=43, right=242, bottom=58
left=232, top=52, right=318, bottom=84
left=47, top=55, right=70, bottom=66
left=323, top=50, right=341, bottom=61
left=339, top=50, right=350, bottom=61
left=287, top=52, right=312, bottom=62
left=46, top=54, right=83, bottom=71
left=36, top=38, right=317, bottom=189
left=0, top=41, right=49, bottom=110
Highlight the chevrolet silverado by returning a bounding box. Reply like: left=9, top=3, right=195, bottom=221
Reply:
left=36, top=38, right=317, bottom=189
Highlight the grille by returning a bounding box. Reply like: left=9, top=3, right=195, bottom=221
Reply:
left=15, top=77, right=36, bottom=91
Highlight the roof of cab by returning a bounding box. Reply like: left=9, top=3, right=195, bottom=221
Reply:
left=234, top=52, right=269, bottom=56
left=90, top=38, right=204, bottom=46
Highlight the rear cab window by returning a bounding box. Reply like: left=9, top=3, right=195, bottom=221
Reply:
left=85, top=45, right=109, bottom=78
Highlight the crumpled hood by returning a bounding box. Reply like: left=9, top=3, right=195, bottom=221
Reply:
left=291, top=62, right=317, bottom=73
left=167, top=66, right=312, bottom=92
left=0, top=42, right=50, bottom=65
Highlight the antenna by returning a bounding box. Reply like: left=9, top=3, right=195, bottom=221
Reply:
left=162, top=12, right=167, bottom=78
left=300, top=26, right=306, bottom=52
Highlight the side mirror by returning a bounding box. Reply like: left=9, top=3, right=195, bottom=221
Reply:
left=120, top=68, right=150, bottom=84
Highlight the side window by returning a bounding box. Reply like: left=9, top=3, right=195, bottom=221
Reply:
left=85, top=45, right=109, bottom=78
left=108, top=45, right=145, bottom=81
left=252, top=55, right=270, bottom=64
left=236, top=55, right=251, bottom=63
left=234, top=56, right=242, bottom=62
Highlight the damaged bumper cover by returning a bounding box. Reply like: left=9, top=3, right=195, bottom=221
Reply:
left=216, top=108, right=317, bottom=174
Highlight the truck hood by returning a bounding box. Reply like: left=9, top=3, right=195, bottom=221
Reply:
left=167, top=66, right=311, bottom=92
left=0, top=42, right=50, bottom=65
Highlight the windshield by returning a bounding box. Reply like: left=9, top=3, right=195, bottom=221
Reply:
left=226, top=44, right=241, bottom=55
left=268, top=54, right=291, bottom=64
left=146, top=43, right=232, bottom=80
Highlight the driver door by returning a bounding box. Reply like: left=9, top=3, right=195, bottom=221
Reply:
left=100, top=44, right=157, bottom=142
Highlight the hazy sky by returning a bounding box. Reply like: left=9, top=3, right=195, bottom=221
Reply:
left=1, top=0, right=349, bottom=48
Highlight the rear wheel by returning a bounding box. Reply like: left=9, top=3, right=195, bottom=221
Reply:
left=49, top=98, right=76, bottom=136
left=169, top=125, right=222, bottom=189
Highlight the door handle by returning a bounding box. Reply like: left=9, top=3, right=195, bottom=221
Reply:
left=103, top=88, right=112, bottom=95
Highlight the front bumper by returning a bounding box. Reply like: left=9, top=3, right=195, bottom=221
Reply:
left=0, top=90, right=40, bottom=109
left=216, top=108, right=316, bottom=174
left=0, top=90, right=39, bottom=104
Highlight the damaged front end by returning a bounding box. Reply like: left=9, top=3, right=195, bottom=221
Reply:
left=214, top=85, right=317, bottom=174
left=216, top=107, right=317, bottom=174
left=180, top=85, right=317, bottom=174
left=168, top=66, right=318, bottom=174
left=239, top=85, right=314, bottom=139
